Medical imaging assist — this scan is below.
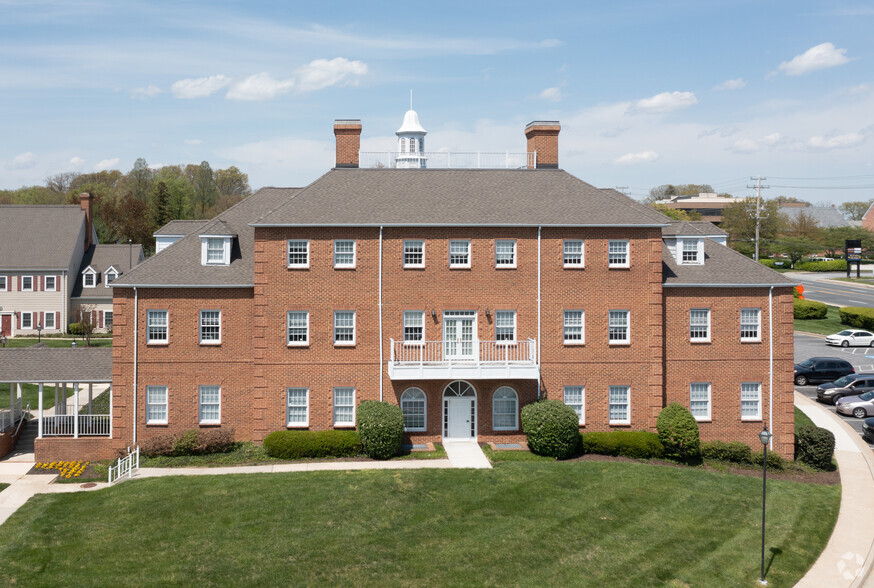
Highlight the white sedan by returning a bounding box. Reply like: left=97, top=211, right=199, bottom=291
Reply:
left=826, top=329, right=874, bottom=347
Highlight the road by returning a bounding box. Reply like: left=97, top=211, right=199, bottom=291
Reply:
left=784, top=271, right=874, bottom=307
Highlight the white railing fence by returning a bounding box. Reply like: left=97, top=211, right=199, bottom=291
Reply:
left=109, top=446, right=140, bottom=486
left=13, top=403, right=31, bottom=438
left=390, top=339, right=536, bottom=365
left=359, top=151, right=536, bottom=170
left=0, top=397, right=23, bottom=432
left=41, top=414, right=111, bottom=437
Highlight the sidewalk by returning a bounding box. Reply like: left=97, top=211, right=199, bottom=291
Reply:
left=794, top=392, right=874, bottom=588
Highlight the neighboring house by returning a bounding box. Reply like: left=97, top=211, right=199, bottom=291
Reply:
left=0, top=196, right=96, bottom=338
left=36, top=112, right=796, bottom=461
left=154, top=220, right=209, bottom=254
left=660, top=193, right=742, bottom=225
left=71, top=244, right=145, bottom=333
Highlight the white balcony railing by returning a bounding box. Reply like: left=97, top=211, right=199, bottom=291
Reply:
left=359, top=151, right=536, bottom=170
left=42, top=414, right=110, bottom=437
left=388, top=339, right=539, bottom=381
left=0, top=398, right=23, bottom=432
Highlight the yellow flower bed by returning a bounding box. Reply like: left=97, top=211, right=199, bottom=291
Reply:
left=35, top=460, right=90, bottom=479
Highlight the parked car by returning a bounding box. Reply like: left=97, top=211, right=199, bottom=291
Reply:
left=825, top=329, right=874, bottom=348
left=863, top=417, right=874, bottom=443
left=816, top=374, right=874, bottom=404
left=836, top=390, right=874, bottom=418
left=794, top=357, right=856, bottom=386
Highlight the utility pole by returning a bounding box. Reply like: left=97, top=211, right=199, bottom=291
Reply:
left=614, top=186, right=629, bottom=196
left=747, top=176, right=770, bottom=260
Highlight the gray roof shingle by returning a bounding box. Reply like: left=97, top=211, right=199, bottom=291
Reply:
left=0, top=205, right=86, bottom=270
left=0, top=348, right=112, bottom=383
left=154, top=220, right=208, bottom=236
left=661, top=221, right=728, bottom=237
left=72, top=244, right=145, bottom=299
left=662, top=240, right=796, bottom=287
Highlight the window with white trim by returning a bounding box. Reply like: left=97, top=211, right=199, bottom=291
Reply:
left=146, top=385, right=168, bottom=424
left=401, top=387, right=426, bottom=431
left=495, top=240, right=516, bottom=268
left=22, top=275, right=34, bottom=291
left=608, top=310, right=629, bottom=344
left=564, top=385, right=585, bottom=424
left=681, top=239, right=700, bottom=264
left=690, top=309, right=710, bottom=342
left=44, top=312, right=55, bottom=329
left=105, top=311, right=113, bottom=329
left=206, top=238, right=225, bottom=264
left=608, top=385, right=630, bottom=424
left=741, top=382, right=762, bottom=420
left=334, top=311, right=355, bottom=345
left=608, top=240, right=629, bottom=268
left=199, top=385, right=221, bottom=424
left=45, top=276, right=56, bottom=291
left=104, top=271, right=117, bottom=285
left=21, top=312, right=32, bottom=329
left=493, top=386, right=518, bottom=431
left=563, top=239, right=584, bottom=267
left=287, top=311, right=309, bottom=346
left=495, top=310, right=516, bottom=343
left=741, top=308, right=761, bottom=341
left=333, top=387, right=355, bottom=426
left=449, top=240, right=471, bottom=268
left=403, top=311, right=424, bottom=343
left=0, top=276, right=6, bottom=291
left=286, top=388, right=309, bottom=427
left=563, top=310, right=584, bottom=344
left=334, top=240, right=355, bottom=268
left=147, top=310, right=168, bottom=343
left=83, top=271, right=95, bottom=288
left=287, top=240, right=309, bottom=268
left=403, top=240, right=424, bottom=267
left=690, top=382, right=711, bottom=420
left=199, top=310, right=221, bottom=344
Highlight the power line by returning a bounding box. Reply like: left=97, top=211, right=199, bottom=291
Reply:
left=769, top=184, right=874, bottom=190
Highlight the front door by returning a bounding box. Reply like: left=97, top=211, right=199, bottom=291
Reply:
left=0, top=314, right=11, bottom=338
left=444, top=311, right=476, bottom=360
left=447, top=397, right=474, bottom=439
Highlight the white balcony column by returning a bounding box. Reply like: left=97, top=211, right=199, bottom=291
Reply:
left=38, top=382, right=43, bottom=438
left=73, top=382, right=79, bottom=438
left=54, top=384, right=59, bottom=415
left=88, top=383, right=93, bottom=414
left=109, top=385, right=113, bottom=437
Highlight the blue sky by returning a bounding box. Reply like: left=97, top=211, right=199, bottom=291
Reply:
left=2, top=0, right=873, bottom=203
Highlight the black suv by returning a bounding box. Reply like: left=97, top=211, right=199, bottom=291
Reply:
left=794, top=357, right=855, bottom=386
left=863, top=417, right=874, bottom=444
left=816, top=373, right=874, bottom=404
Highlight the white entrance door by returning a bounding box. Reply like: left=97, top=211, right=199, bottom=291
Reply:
left=447, top=397, right=474, bottom=439
left=444, top=311, right=476, bottom=361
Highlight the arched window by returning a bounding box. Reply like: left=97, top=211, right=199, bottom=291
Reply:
left=492, top=386, right=518, bottom=431
left=409, top=138, right=416, bottom=152
left=400, top=138, right=407, bottom=152
left=401, top=387, right=426, bottom=432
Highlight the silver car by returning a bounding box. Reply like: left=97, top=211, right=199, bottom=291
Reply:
left=836, top=390, right=874, bottom=418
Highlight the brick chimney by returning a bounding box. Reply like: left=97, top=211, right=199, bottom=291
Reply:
left=525, top=121, right=561, bottom=169
left=79, top=192, right=93, bottom=249
left=334, top=119, right=362, bottom=168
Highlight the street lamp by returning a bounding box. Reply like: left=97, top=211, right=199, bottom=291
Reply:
left=758, top=426, right=772, bottom=586
left=71, top=341, right=77, bottom=348
left=0, top=335, right=6, bottom=348
left=36, top=323, right=42, bottom=343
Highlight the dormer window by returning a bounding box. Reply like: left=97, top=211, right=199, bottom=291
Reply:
left=200, top=236, right=231, bottom=266
left=82, top=268, right=97, bottom=288
left=679, top=238, right=704, bottom=265
left=105, top=268, right=118, bottom=286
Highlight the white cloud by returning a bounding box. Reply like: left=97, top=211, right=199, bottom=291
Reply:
left=613, top=151, right=659, bottom=164
left=629, top=91, right=697, bottom=114
left=730, top=132, right=783, bottom=153
left=94, top=158, right=120, bottom=171
left=294, top=58, right=367, bottom=93
left=184, top=139, right=203, bottom=145
left=171, top=74, right=231, bottom=99
left=131, top=84, right=162, bottom=99
left=6, top=151, right=36, bottom=170
left=806, top=132, right=865, bottom=150
left=227, top=72, right=295, bottom=101
left=713, top=78, right=746, bottom=91
left=539, top=87, right=563, bottom=102
left=777, top=42, right=850, bottom=76
left=69, top=156, right=85, bottom=166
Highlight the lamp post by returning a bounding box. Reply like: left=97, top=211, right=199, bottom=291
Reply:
left=71, top=341, right=77, bottom=348
left=37, top=323, right=42, bottom=343
left=0, top=335, right=6, bottom=348
left=758, top=426, right=772, bottom=586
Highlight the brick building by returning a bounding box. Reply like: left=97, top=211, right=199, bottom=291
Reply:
left=55, top=112, right=795, bottom=461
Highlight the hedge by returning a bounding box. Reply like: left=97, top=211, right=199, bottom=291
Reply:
left=700, top=440, right=752, bottom=463
left=580, top=431, right=663, bottom=459
left=794, top=299, right=828, bottom=320
left=794, top=260, right=847, bottom=272
left=656, top=403, right=700, bottom=460
left=356, top=401, right=404, bottom=460
left=795, top=425, right=835, bottom=470
left=839, top=306, right=874, bottom=330
left=751, top=449, right=785, bottom=470
left=68, top=323, right=84, bottom=336
left=140, top=428, right=236, bottom=457
left=263, top=430, right=362, bottom=459
left=521, top=400, right=580, bottom=459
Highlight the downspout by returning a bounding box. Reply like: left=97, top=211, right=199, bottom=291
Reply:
left=62, top=270, right=67, bottom=334
left=768, top=286, right=773, bottom=450
left=378, top=226, right=384, bottom=402
left=537, top=226, right=542, bottom=399
left=133, top=286, right=138, bottom=445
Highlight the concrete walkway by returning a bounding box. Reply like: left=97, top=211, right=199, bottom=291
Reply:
left=442, top=440, right=492, bottom=469
left=794, top=392, right=874, bottom=588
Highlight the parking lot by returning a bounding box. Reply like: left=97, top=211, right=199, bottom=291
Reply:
left=795, top=332, right=874, bottom=450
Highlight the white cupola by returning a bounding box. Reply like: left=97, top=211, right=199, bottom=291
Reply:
left=395, top=103, right=427, bottom=169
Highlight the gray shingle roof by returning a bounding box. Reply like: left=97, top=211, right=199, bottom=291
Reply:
left=662, top=240, right=795, bottom=287
left=154, top=220, right=208, bottom=236
left=0, top=205, right=85, bottom=270
left=780, top=206, right=848, bottom=228
left=0, top=348, right=112, bottom=383
left=199, top=219, right=237, bottom=237
left=661, top=221, right=728, bottom=237
left=72, top=244, right=145, bottom=299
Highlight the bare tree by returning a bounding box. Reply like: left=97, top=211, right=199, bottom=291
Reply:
left=77, top=304, right=96, bottom=347
left=45, top=171, right=81, bottom=194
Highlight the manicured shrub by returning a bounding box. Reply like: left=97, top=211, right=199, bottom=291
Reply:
left=356, top=401, right=404, bottom=460
left=140, top=428, right=236, bottom=457
left=656, top=403, right=700, bottom=460
left=521, top=400, right=580, bottom=459
left=795, top=425, right=835, bottom=470
left=68, top=322, right=84, bottom=336
left=752, top=449, right=785, bottom=470
left=700, top=440, right=752, bottom=463
left=263, top=430, right=362, bottom=459
left=794, top=299, right=827, bottom=319
left=839, top=306, right=874, bottom=330
left=139, top=432, right=175, bottom=457
left=794, top=260, right=846, bottom=272
left=580, top=431, right=663, bottom=459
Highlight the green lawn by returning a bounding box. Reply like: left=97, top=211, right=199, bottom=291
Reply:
left=831, top=277, right=874, bottom=286
left=794, top=304, right=844, bottom=336
left=0, top=462, right=838, bottom=587
left=2, top=337, right=112, bottom=348
left=0, top=382, right=75, bottom=410
left=0, top=484, right=7, bottom=493
left=795, top=407, right=815, bottom=433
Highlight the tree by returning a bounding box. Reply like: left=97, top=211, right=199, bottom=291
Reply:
left=148, top=181, right=172, bottom=229
left=214, top=166, right=251, bottom=198
left=772, top=237, right=817, bottom=268
left=785, top=209, right=822, bottom=241
left=127, top=158, right=153, bottom=202
left=821, top=226, right=874, bottom=257
left=721, top=198, right=785, bottom=255
left=101, top=193, right=155, bottom=252
left=153, top=166, right=194, bottom=220
left=45, top=172, right=81, bottom=194
left=839, top=200, right=874, bottom=221
left=650, top=203, right=703, bottom=221
left=192, top=161, right=219, bottom=218
left=646, top=183, right=714, bottom=204
left=77, top=304, right=96, bottom=346
left=773, top=195, right=808, bottom=205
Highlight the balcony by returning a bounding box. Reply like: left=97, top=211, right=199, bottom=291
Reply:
left=358, top=151, right=536, bottom=170
left=388, top=339, right=539, bottom=381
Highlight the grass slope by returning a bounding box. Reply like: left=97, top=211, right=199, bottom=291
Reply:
left=0, top=462, right=838, bottom=587
left=794, top=304, right=844, bottom=336
left=2, top=338, right=111, bottom=348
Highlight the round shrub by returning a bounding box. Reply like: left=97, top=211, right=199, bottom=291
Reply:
left=794, top=299, right=827, bottom=320
left=263, top=430, right=362, bottom=459
left=580, top=431, right=663, bottom=459
left=656, top=403, right=700, bottom=460
left=839, top=306, right=874, bottom=331
left=752, top=449, right=785, bottom=470
left=795, top=425, right=835, bottom=470
left=521, top=400, right=580, bottom=459
left=356, top=401, right=404, bottom=460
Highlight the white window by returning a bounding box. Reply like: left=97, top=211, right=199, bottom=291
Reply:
left=609, top=385, right=630, bottom=424
left=495, top=240, right=516, bottom=268
left=564, top=386, right=585, bottom=425
left=333, top=387, right=355, bottom=426
left=404, top=240, right=424, bottom=267
left=287, top=388, right=309, bottom=427
left=287, top=311, right=309, bottom=346
left=563, top=310, right=584, bottom=344
left=495, top=310, right=516, bottom=343
left=83, top=271, right=95, bottom=288
left=563, top=240, right=584, bottom=267
left=147, top=310, right=168, bottom=343
left=334, top=311, right=355, bottom=345
left=287, top=240, right=309, bottom=268
left=45, top=276, right=56, bottom=291
left=199, top=310, right=221, bottom=344
left=741, top=383, right=762, bottom=420
left=690, top=382, right=711, bottom=420
left=21, top=312, right=32, bottom=329
left=199, top=385, right=221, bottom=424
left=690, top=309, right=710, bottom=342
left=741, top=308, right=761, bottom=342
left=449, top=240, right=471, bottom=268
left=403, top=311, right=424, bottom=343
left=146, top=385, right=168, bottom=424
left=105, top=311, right=113, bottom=329
left=608, top=240, right=629, bottom=268
left=104, top=271, right=117, bottom=285
left=22, top=275, right=34, bottom=291
left=0, top=276, right=5, bottom=291
left=44, top=312, right=55, bottom=329
left=608, top=310, right=629, bottom=344
left=681, top=239, right=700, bottom=264
left=401, top=387, right=426, bottom=432
left=492, top=386, right=518, bottom=431
left=334, top=239, right=356, bottom=268
left=206, top=238, right=225, bottom=264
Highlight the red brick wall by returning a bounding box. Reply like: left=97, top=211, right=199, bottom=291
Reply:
left=334, top=122, right=361, bottom=167
left=35, top=437, right=126, bottom=462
